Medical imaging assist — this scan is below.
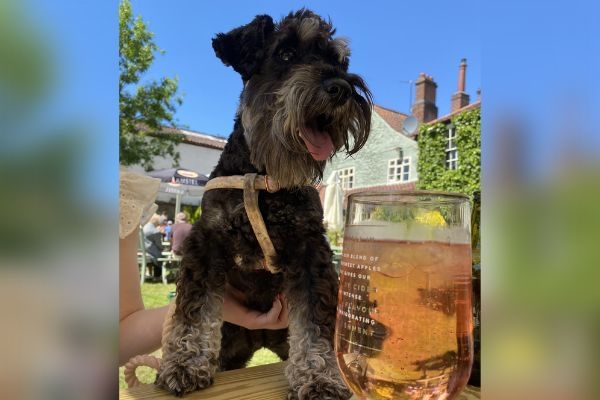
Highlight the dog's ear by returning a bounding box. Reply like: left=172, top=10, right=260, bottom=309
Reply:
left=212, top=15, right=275, bottom=81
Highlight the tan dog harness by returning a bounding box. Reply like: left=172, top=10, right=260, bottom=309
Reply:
left=204, top=173, right=281, bottom=274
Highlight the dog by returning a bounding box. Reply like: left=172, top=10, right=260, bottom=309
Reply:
left=155, top=9, right=372, bottom=399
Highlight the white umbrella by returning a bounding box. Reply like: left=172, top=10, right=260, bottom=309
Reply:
left=147, top=167, right=208, bottom=215
left=323, top=171, right=344, bottom=231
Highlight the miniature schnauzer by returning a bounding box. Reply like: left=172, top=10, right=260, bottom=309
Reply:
left=156, top=9, right=372, bottom=399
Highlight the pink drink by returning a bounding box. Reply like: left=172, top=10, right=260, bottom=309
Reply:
left=335, top=235, right=473, bottom=400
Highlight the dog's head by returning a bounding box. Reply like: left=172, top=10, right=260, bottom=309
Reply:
left=213, top=9, right=372, bottom=188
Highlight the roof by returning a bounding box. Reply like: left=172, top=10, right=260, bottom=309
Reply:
left=316, top=181, right=417, bottom=206
left=373, top=104, right=409, bottom=133
left=161, top=126, right=228, bottom=150
left=425, top=100, right=481, bottom=125
left=345, top=181, right=417, bottom=197
left=179, top=128, right=227, bottom=150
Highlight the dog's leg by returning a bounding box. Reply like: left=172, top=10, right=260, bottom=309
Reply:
left=155, top=259, right=225, bottom=396
left=284, top=252, right=352, bottom=400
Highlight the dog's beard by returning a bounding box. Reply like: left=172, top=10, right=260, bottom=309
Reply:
left=240, top=65, right=372, bottom=188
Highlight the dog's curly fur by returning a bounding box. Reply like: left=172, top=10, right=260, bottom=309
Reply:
left=155, top=9, right=372, bottom=399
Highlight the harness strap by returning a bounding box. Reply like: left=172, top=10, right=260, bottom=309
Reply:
left=243, top=174, right=279, bottom=273
left=204, top=173, right=281, bottom=274
left=204, top=174, right=280, bottom=193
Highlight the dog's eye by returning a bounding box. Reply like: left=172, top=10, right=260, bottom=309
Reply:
left=278, top=48, right=296, bottom=62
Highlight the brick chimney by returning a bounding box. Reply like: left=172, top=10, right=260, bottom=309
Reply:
left=411, top=73, right=438, bottom=123
left=450, top=58, right=470, bottom=112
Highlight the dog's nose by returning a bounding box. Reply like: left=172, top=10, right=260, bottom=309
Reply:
left=323, top=78, right=352, bottom=105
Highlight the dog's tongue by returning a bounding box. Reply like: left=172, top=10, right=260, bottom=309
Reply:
left=299, top=127, right=334, bottom=161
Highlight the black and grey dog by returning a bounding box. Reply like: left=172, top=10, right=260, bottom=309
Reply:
left=156, top=9, right=372, bottom=399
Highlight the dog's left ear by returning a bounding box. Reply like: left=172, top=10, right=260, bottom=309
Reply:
left=212, top=15, right=275, bottom=81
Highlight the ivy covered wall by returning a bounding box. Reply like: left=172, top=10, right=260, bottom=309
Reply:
left=417, top=107, right=481, bottom=196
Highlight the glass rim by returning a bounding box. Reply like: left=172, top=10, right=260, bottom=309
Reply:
left=347, top=189, right=470, bottom=203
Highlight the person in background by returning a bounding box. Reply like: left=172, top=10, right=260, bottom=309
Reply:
left=171, top=212, right=193, bottom=256
left=142, top=213, right=164, bottom=278
left=164, top=220, right=173, bottom=241
left=119, top=169, right=289, bottom=366
left=157, top=214, right=168, bottom=238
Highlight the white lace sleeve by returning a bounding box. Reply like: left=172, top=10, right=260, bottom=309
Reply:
left=119, top=169, right=161, bottom=239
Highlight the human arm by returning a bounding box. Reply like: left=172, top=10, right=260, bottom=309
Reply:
left=119, top=228, right=288, bottom=365
left=119, top=228, right=169, bottom=365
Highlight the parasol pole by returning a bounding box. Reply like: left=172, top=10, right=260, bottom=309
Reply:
left=175, top=193, right=182, bottom=216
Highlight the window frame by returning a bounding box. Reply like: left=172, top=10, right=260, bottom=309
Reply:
left=445, top=124, right=458, bottom=170
left=337, top=167, right=355, bottom=189
left=387, top=157, right=411, bottom=183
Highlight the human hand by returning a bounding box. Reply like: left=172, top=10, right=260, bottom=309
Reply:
left=223, top=286, right=289, bottom=330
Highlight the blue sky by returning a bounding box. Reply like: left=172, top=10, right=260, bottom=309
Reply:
left=129, top=0, right=482, bottom=138
left=482, top=0, right=600, bottom=178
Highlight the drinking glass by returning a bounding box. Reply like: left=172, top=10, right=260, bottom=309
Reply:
left=335, top=191, right=473, bottom=400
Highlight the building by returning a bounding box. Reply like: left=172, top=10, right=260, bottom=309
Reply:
left=157, top=127, right=227, bottom=178
left=322, top=105, right=419, bottom=195
left=415, top=59, right=481, bottom=196
left=322, top=59, right=481, bottom=205
left=125, top=128, right=226, bottom=209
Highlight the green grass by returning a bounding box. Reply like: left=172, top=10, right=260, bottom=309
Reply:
left=140, top=281, right=176, bottom=308
left=246, top=347, right=281, bottom=367
left=119, top=282, right=281, bottom=390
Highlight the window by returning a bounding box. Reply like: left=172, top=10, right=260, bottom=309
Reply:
left=337, top=167, right=355, bottom=189
left=388, top=157, right=411, bottom=183
left=446, top=125, right=458, bottom=170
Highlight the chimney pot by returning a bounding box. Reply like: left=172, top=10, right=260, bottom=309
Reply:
left=451, top=59, right=470, bottom=113
left=458, top=59, right=467, bottom=92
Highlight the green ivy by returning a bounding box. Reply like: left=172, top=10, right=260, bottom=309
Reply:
left=181, top=205, right=202, bottom=225
left=417, top=107, right=481, bottom=197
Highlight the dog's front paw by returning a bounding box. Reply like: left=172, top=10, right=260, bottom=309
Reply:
left=288, top=377, right=353, bottom=400
left=155, top=358, right=215, bottom=397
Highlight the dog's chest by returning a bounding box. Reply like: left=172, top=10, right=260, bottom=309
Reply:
left=232, top=253, right=268, bottom=271
left=202, top=186, right=323, bottom=266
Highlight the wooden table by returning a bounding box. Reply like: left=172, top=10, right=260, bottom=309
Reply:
left=119, top=361, right=480, bottom=399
